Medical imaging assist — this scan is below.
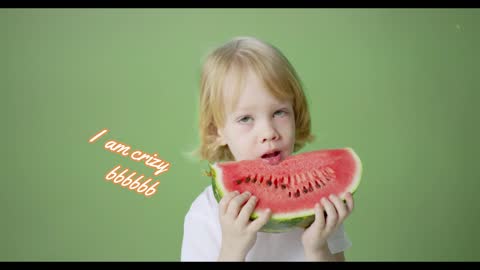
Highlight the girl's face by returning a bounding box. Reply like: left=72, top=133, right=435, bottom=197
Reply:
left=217, top=70, right=296, bottom=165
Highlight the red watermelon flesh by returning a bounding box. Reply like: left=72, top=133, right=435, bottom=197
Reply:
left=208, top=147, right=362, bottom=232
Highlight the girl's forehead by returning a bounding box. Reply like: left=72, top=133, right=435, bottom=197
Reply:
left=223, top=89, right=292, bottom=115
left=221, top=67, right=293, bottom=114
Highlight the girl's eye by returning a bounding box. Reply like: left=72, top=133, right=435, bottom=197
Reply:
left=274, top=110, right=287, bottom=117
left=238, top=116, right=253, bottom=123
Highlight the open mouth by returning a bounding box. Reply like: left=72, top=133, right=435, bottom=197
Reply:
left=261, top=151, right=282, bottom=165
left=261, top=151, right=281, bottom=159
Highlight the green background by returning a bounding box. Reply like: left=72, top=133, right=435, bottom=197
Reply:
left=2, top=9, right=479, bottom=261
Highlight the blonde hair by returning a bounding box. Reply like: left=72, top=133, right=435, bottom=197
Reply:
left=195, top=36, right=314, bottom=163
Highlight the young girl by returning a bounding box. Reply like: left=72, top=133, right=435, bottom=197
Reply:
left=181, top=36, right=355, bottom=261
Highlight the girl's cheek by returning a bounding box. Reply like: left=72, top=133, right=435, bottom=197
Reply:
left=276, top=118, right=295, bottom=137
left=276, top=115, right=294, bottom=126
left=236, top=124, right=253, bottom=134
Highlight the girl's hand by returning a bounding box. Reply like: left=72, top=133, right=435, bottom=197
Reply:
left=217, top=191, right=272, bottom=261
left=301, top=193, right=354, bottom=261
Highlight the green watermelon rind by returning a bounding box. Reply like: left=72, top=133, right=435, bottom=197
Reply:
left=209, top=147, right=363, bottom=233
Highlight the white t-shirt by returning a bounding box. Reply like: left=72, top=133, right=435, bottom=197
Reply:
left=181, top=185, right=352, bottom=261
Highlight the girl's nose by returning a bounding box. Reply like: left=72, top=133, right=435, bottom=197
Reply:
left=261, top=134, right=278, bottom=143
left=260, top=124, right=279, bottom=143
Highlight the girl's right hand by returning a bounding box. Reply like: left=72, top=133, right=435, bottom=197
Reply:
left=217, top=191, right=272, bottom=261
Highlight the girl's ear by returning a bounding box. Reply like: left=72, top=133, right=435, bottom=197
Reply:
left=216, top=127, right=227, bottom=146
left=209, top=122, right=227, bottom=146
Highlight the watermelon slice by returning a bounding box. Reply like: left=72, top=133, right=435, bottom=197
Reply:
left=207, top=147, right=362, bottom=233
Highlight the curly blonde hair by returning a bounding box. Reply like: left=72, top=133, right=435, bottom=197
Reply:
left=195, top=36, right=314, bottom=163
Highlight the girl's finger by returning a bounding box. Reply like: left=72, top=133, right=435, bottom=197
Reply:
left=313, top=202, right=325, bottom=230
left=249, top=208, right=272, bottom=232
left=226, top=191, right=252, bottom=218
left=329, top=194, right=348, bottom=222
left=219, top=191, right=239, bottom=216
left=238, top=195, right=258, bottom=224
left=322, top=197, right=338, bottom=232
left=345, top=192, right=354, bottom=213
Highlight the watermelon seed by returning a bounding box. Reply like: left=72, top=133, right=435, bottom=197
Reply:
left=313, top=169, right=322, bottom=178
left=293, top=174, right=300, bottom=185
left=245, top=177, right=251, bottom=183
left=294, top=190, right=301, bottom=198
left=281, top=184, right=287, bottom=189
left=315, top=170, right=328, bottom=185
left=288, top=191, right=292, bottom=198
left=266, top=180, right=272, bottom=186
left=321, top=167, right=335, bottom=181
left=258, top=175, right=264, bottom=184
left=235, top=179, right=242, bottom=185
left=277, top=176, right=283, bottom=184
left=302, top=186, right=308, bottom=193
left=308, top=183, right=314, bottom=192
left=315, top=180, right=322, bottom=188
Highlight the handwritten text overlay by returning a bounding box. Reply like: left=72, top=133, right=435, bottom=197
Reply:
left=88, top=128, right=170, bottom=198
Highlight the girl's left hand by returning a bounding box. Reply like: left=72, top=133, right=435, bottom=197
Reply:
left=301, top=193, right=354, bottom=255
